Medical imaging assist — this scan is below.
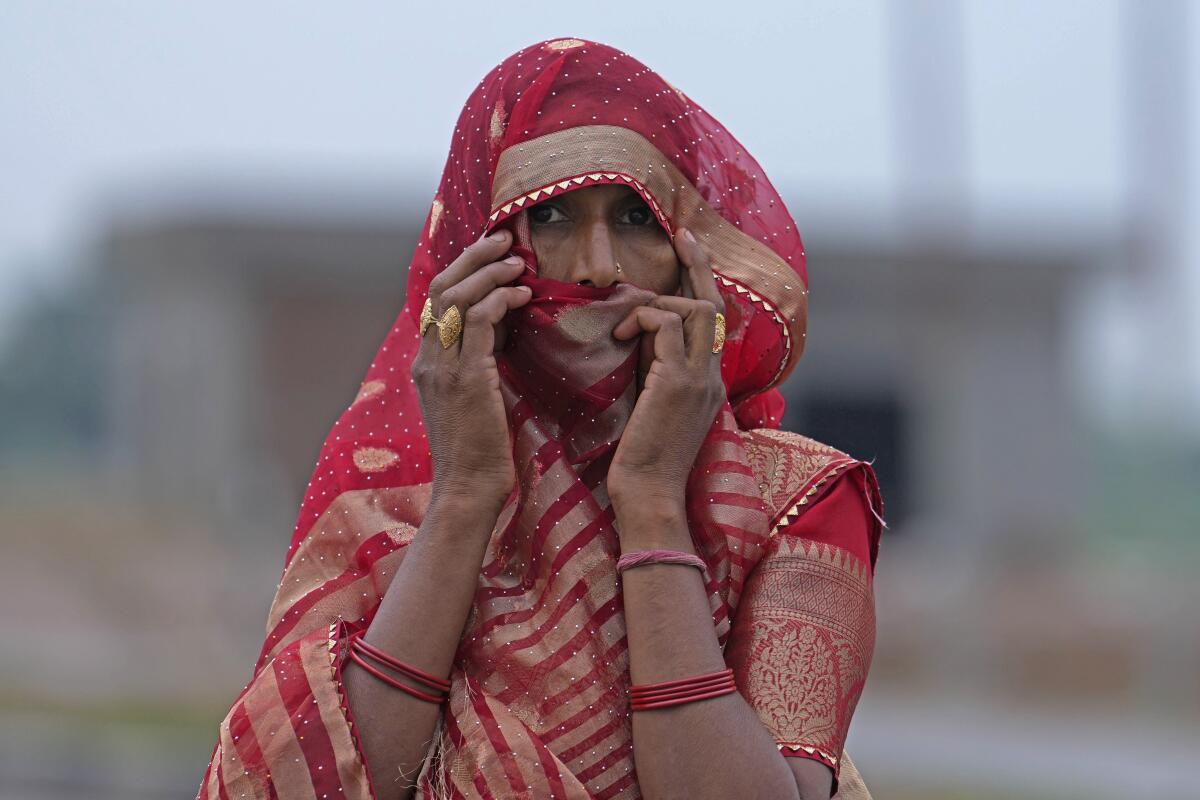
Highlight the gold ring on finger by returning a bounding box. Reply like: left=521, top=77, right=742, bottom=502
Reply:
left=436, top=305, right=464, bottom=349
left=712, top=312, right=726, bottom=354
left=419, top=297, right=436, bottom=337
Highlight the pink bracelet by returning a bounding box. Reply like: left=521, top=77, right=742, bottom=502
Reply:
left=616, top=549, right=706, bottom=575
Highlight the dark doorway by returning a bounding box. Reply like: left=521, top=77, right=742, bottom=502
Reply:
left=785, top=393, right=906, bottom=529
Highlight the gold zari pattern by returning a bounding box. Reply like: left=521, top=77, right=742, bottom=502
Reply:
left=728, top=537, right=875, bottom=782
left=351, top=446, right=400, bottom=474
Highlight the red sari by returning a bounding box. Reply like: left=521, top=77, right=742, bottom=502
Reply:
left=197, top=37, right=884, bottom=800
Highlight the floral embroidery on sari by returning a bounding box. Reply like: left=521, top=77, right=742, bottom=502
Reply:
left=728, top=537, right=876, bottom=770
left=729, top=428, right=882, bottom=797
left=739, top=428, right=852, bottom=516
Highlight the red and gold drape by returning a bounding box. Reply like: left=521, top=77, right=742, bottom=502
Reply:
left=198, top=37, right=885, bottom=800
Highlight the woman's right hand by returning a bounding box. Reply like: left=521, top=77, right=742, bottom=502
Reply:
left=411, top=228, right=532, bottom=508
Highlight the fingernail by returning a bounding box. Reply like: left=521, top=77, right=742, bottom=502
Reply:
left=681, top=228, right=697, bottom=244
left=518, top=286, right=532, bottom=293
left=487, top=229, right=510, bottom=242
left=504, top=255, right=523, bottom=265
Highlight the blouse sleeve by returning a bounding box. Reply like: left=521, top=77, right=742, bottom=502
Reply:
left=195, top=618, right=378, bottom=800
left=725, top=463, right=883, bottom=791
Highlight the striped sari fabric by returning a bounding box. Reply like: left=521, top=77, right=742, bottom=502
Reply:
left=198, top=36, right=885, bottom=800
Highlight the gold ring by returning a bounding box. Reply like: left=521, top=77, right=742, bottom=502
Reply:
left=419, top=297, right=464, bottom=349
left=419, top=297, right=436, bottom=337
left=712, top=312, right=725, bottom=354
left=437, top=305, right=463, bottom=349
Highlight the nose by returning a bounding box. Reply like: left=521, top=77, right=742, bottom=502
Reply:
left=573, top=220, right=620, bottom=288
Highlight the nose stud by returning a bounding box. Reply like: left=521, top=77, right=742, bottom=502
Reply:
left=615, top=261, right=623, bottom=273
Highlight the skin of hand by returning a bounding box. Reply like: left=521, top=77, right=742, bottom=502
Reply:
left=606, top=227, right=727, bottom=513
left=410, top=227, right=532, bottom=506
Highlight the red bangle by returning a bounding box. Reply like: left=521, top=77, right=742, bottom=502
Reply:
left=629, top=672, right=734, bottom=702
left=346, top=649, right=447, bottom=704
left=630, top=667, right=734, bottom=694
left=617, top=549, right=707, bottom=575
left=350, top=632, right=451, bottom=693
left=631, top=677, right=736, bottom=705
left=631, top=685, right=737, bottom=710
left=630, top=668, right=737, bottom=711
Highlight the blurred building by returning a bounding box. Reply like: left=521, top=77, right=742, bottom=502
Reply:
left=790, top=208, right=1120, bottom=550
left=102, top=201, right=418, bottom=526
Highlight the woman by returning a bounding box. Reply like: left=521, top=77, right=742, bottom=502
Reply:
left=197, top=37, right=884, bottom=800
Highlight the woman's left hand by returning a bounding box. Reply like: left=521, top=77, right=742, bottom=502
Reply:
left=607, top=227, right=727, bottom=512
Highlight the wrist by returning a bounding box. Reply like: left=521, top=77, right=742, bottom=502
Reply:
left=433, top=471, right=510, bottom=505
left=608, top=479, right=686, bottom=514
left=426, top=487, right=507, bottom=534
left=612, top=499, right=693, bottom=553
left=619, top=536, right=697, bottom=556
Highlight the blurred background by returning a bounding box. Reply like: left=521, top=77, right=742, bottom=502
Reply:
left=2, top=2, right=1198, bottom=798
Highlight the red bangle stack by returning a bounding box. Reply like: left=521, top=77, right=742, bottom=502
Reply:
left=629, top=667, right=737, bottom=711
left=346, top=631, right=451, bottom=705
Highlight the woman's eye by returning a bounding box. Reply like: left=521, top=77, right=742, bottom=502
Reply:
left=620, top=203, right=654, bottom=226
left=529, top=203, right=566, bottom=224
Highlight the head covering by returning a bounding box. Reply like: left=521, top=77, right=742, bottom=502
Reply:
left=278, top=35, right=810, bottom=574
left=254, top=37, right=823, bottom=798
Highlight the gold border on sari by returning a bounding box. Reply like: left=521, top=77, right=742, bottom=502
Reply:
left=738, top=428, right=864, bottom=537
left=489, top=125, right=809, bottom=389
left=729, top=538, right=875, bottom=778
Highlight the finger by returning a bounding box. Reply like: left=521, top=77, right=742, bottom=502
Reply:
left=427, top=228, right=513, bottom=311
left=673, top=227, right=724, bottom=312
left=419, top=233, right=519, bottom=361
left=416, top=296, right=443, bottom=359
left=650, top=295, right=718, bottom=369
left=678, top=262, right=695, bottom=299
left=426, top=297, right=468, bottom=361
left=460, top=285, right=533, bottom=361
left=612, top=306, right=686, bottom=366
left=437, top=255, right=526, bottom=322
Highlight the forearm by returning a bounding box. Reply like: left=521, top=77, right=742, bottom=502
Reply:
left=615, top=501, right=803, bottom=800
left=342, top=492, right=499, bottom=800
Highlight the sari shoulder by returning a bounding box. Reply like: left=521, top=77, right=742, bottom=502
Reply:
left=729, top=427, right=884, bottom=797
left=738, top=426, right=885, bottom=567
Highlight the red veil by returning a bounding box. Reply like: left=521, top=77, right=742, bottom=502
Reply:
left=199, top=38, right=883, bottom=800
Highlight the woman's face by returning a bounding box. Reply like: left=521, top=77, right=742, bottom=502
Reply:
left=527, top=184, right=680, bottom=296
